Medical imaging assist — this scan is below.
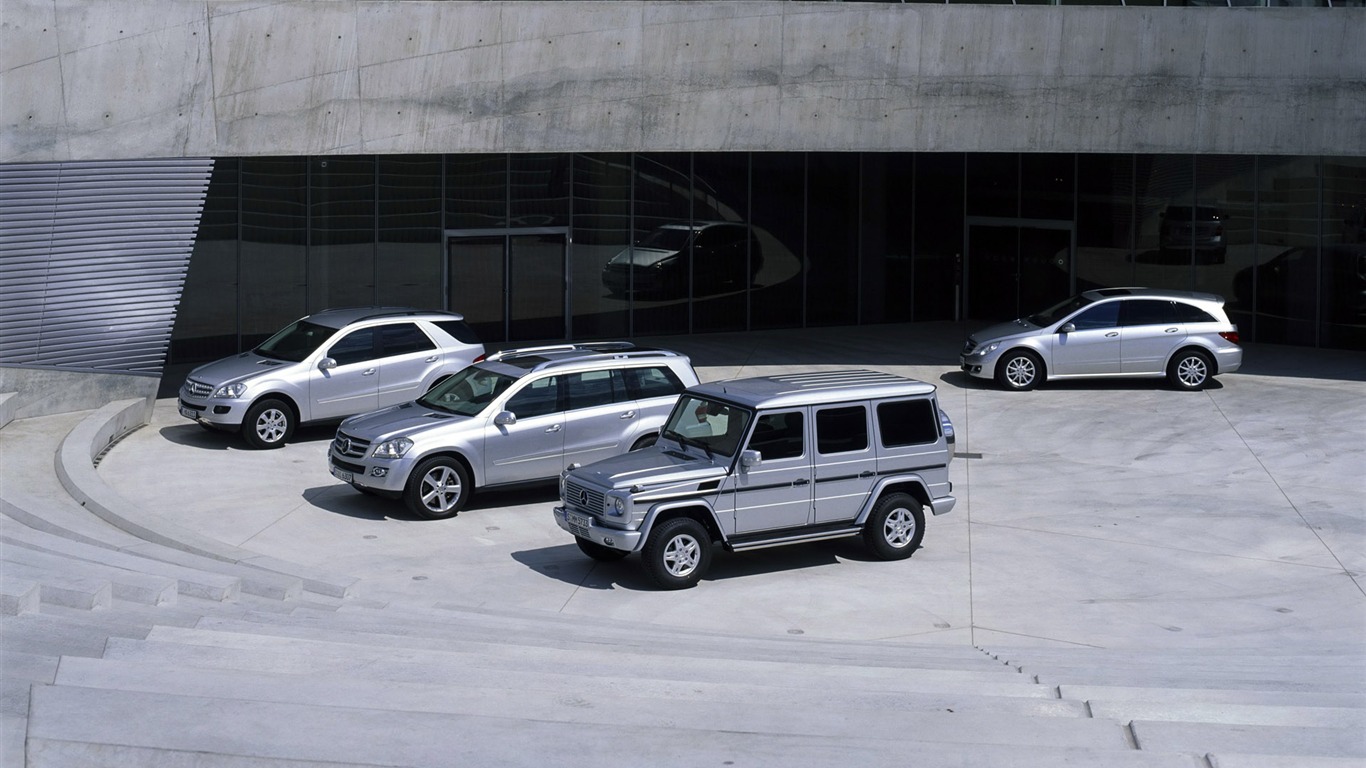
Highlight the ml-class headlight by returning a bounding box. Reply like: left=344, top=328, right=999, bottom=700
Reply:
left=371, top=437, right=413, bottom=459
left=971, top=342, right=1000, bottom=357
left=604, top=489, right=631, bottom=517
left=212, top=382, right=248, bottom=399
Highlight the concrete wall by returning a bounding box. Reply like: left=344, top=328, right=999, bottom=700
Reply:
left=3, top=1, right=1363, bottom=162
left=0, top=367, right=157, bottom=420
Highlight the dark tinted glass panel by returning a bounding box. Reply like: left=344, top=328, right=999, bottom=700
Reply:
left=434, top=319, right=480, bottom=344
left=1172, top=302, right=1216, bottom=324
left=631, top=153, right=691, bottom=336
left=1193, top=156, right=1251, bottom=304
left=446, top=154, right=506, bottom=229
left=510, top=233, right=565, bottom=341
left=1249, top=157, right=1320, bottom=346
left=807, top=153, right=859, bottom=327
left=566, top=369, right=624, bottom=410
left=1120, top=299, right=1177, bottom=326
left=626, top=366, right=685, bottom=399
left=861, top=154, right=914, bottom=323
left=692, top=153, right=752, bottom=333
left=1071, top=302, right=1120, bottom=330
left=378, top=155, right=442, bottom=310
left=750, top=153, right=805, bottom=329
left=816, top=405, right=869, bottom=454
left=1322, top=156, right=1366, bottom=350
left=448, top=236, right=505, bottom=342
left=914, top=154, right=964, bottom=321
left=240, top=157, right=307, bottom=340
left=510, top=153, right=570, bottom=228
left=378, top=323, right=435, bottom=356
left=507, top=375, right=560, bottom=418
left=967, top=154, right=1017, bottom=218
left=309, top=156, right=375, bottom=311
left=877, top=400, right=937, bottom=447
left=1134, top=155, right=1195, bottom=290
left=750, top=412, right=804, bottom=461
left=1021, top=154, right=1074, bottom=221
left=572, top=153, right=631, bottom=339
left=1076, top=154, right=1135, bottom=292
left=171, top=158, right=240, bottom=364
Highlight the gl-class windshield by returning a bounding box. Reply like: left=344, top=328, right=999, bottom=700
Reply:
left=660, top=395, right=752, bottom=459
left=418, top=366, right=517, bottom=416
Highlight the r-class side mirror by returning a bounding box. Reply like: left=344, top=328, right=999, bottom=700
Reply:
left=1058, top=323, right=1076, bottom=334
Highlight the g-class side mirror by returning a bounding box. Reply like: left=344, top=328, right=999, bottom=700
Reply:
left=740, top=449, right=762, bottom=471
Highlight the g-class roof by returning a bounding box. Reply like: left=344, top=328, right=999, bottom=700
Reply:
left=689, top=370, right=936, bottom=410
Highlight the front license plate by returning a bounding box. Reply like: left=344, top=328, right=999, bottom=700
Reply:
left=330, top=465, right=354, bottom=483
left=566, top=511, right=591, bottom=530
left=179, top=406, right=197, bottom=420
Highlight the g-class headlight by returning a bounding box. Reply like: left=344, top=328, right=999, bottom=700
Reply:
left=212, top=382, right=247, bottom=399
left=604, top=490, right=630, bottom=517
left=371, top=437, right=413, bottom=459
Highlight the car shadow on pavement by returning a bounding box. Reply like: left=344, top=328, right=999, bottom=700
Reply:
left=304, top=481, right=561, bottom=521
left=158, top=423, right=338, bottom=450
left=939, top=370, right=1226, bottom=392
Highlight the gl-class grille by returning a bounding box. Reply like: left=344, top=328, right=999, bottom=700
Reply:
left=332, top=432, right=372, bottom=460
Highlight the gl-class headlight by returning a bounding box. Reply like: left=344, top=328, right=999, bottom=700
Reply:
left=371, top=437, right=413, bottom=459
left=212, top=382, right=248, bottom=399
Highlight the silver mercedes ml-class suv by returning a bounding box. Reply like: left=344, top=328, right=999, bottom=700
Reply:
left=178, top=308, right=484, bottom=449
left=328, top=343, right=699, bottom=519
left=553, top=370, right=956, bottom=589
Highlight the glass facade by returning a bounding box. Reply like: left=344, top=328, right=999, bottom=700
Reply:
left=170, top=152, right=1366, bottom=364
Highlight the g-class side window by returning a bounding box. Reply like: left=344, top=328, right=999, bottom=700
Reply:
left=748, top=411, right=804, bottom=461
left=816, top=405, right=868, bottom=455
left=877, top=399, right=939, bottom=447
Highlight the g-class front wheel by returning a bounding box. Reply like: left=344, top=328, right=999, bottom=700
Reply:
left=863, top=493, right=925, bottom=561
left=575, top=537, right=629, bottom=562
left=404, top=457, right=470, bottom=520
left=642, top=517, right=712, bottom=590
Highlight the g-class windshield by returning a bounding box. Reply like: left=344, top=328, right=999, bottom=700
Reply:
left=660, top=395, right=752, bottom=458
left=418, top=366, right=517, bottom=416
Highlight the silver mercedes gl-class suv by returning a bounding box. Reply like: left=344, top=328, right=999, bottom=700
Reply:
left=554, top=370, right=956, bottom=589
left=328, top=343, right=699, bottom=519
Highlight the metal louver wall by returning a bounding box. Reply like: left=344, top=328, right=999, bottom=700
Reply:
left=0, top=159, right=214, bottom=375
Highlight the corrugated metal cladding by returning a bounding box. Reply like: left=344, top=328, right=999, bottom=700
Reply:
left=0, top=159, right=214, bottom=375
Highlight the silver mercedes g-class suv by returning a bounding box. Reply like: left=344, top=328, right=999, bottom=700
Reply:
left=329, top=343, right=699, bottom=519
left=553, top=370, right=956, bottom=589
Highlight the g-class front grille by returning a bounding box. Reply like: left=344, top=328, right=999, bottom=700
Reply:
left=563, top=479, right=604, bottom=514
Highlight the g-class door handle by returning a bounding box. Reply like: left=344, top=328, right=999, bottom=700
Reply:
left=792, top=478, right=810, bottom=486
left=620, top=410, right=637, bottom=419
left=859, top=471, right=875, bottom=478
left=545, top=424, right=561, bottom=433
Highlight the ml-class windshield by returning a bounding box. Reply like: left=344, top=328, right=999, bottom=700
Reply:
left=418, top=366, right=517, bottom=416
left=660, top=395, right=752, bottom=459
left=254, top=319, right=334, bottom=362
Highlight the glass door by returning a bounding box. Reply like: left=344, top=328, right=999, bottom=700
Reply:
left=448, top=229, right=568, bottom=343
left=965, top=220, right=1073, bottom=321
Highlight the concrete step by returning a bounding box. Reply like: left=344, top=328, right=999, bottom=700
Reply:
left=989, top=647, right=1365, bottom=667
left=136, top=624, right=1033, bottom=691
left=25, top=685, right=1200, bottom=768
left=200, top=606, right=1013, bottom=672
left=1090, top=700, right=1362, bottom=729
left=1, top=714, right=24, bottom=768
left=102, top=635, right=1059, bottom=701
left=54, top=653, right=1086, bottom=721
left=1, top=517, right=242, bottom=601
left=0, top=574, right=39, bottom=615
left=0, top=561, right=110, bottom=610
left=1133, top=719, right=1365, bottom=759
left=1033, top=667, right=1365, bottom=694
left=0, top=611, right=152, bottom=658
left=4, top=545, right=177, bottom=606
left=1060, top=684, right=1366, bottom=710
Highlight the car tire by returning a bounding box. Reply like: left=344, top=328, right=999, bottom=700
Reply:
left=863, top=492, right=925, bottom=561
left=575, top=537, right=629, bottom=562
left=642, top=517, right=712, bottom=590
left=630, top=433, right=658, bottom=451
left=1168, top=349, right=1214, bottom=391
left=241, top=398, right=294, bottom=449
left=404, top=457, right=471, bottom=520
left=995, top=350, right=1043, bottom=391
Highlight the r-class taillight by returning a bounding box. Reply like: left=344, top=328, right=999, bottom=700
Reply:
left=1219, top=331, right=1240, bottom=345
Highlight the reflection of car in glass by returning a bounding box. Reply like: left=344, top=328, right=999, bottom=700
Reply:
left=327, top=343, right=699, bottom=519
left=1159, top=205, right=1226, bottom=263
left=1233, top=245, right=1366, bottom=324
left=553, top=370, right=955, bottom=589
left=602, top=222, right=762, bottom=297
left=960, top=288, right=1242, bottom=391
left=178, top=308, right=484, bottom=449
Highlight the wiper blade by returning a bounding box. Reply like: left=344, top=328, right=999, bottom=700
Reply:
left=663, top=430, right=712, bottom=459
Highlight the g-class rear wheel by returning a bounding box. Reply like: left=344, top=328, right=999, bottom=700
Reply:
left=575, top=537, right=629, bottom=562
left=404, top=457, right=470, bottom=520
left=863, top=492, right=925, bottom=561
left=642, top=517, right=712, bottom=590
